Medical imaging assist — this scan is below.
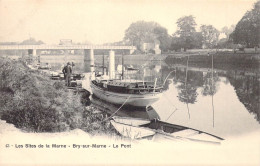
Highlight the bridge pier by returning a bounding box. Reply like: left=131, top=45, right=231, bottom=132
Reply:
left=64, top=49, right=69, bottom=63
left=28, top=49, right=37, bottom=64
left=84, top=49, right=95, bottom=73
left=28, top=49, right=37, bottom=56
left=130, top=49, right=135, bottom=55
left=33, top=49, right=37, bottom=57
left=109, top=50, right=115, bottom=79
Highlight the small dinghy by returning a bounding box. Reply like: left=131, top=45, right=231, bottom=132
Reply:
left=110, top=116, right=224, bottom=144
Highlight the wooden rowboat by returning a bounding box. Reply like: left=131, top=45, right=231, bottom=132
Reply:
left=110, top=116, right=224, bottom=144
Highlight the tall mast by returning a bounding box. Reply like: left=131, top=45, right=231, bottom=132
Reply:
left=102, top=53, right=105, bottom=75
left=211, top=53, right=215, bottom=128
left=185, top=55, right=190, bottom=119
left=122, top=52, right=124, bottom=80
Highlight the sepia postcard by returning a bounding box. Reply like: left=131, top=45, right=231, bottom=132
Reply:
left=0, top=0, right=259, bottom=165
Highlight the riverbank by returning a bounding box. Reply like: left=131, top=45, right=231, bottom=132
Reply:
left=1, top=118, right=260, bottom=166
left=0, top=57, right=114, bottom=135
left=165, top=52, right=260, bottom=68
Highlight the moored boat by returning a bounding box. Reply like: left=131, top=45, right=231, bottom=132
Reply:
left=110, top=116, right=224, bottom=144
left=90, top=77, right=163, bottom=107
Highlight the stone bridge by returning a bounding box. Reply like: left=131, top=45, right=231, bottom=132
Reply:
left=0, top=44, right=136, bottom=77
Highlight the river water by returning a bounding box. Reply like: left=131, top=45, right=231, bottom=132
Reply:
left=39, top=54, right=260, bottom=138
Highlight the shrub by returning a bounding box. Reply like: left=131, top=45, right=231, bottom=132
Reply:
left=0, top=57, right=116, bottom=135
left=0, top=57, right=83, bottom=132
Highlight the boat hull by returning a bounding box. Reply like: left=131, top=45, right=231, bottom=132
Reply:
left=90, top=82, right=162, bottom=107
left=111, top=116, right=224, bottom=143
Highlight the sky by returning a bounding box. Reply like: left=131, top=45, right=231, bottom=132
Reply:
left=0, top=0, right=257, bottom=44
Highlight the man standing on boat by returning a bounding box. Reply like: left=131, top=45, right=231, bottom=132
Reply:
left=62, top=62, right=72, bottom=86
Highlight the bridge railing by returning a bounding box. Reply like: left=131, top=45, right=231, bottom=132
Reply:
left=0, top=45, right=136, bottom=50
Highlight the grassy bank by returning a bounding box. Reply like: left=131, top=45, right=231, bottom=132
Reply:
left=0, top=57, right=114, bottom=135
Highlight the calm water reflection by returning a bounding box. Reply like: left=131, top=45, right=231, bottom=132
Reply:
left=154, top=69, right=259, bottom=137
left=40, top=54, right=260, bottom=137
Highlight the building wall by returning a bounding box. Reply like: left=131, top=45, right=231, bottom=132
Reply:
left=141, top=42, right=161, bottom=54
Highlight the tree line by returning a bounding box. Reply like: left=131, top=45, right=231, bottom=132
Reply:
left=0, top=37, right=44, bottom=45
left=123, top=1, right=260, bottom=52
left=1, top=1, right=259, bottom=53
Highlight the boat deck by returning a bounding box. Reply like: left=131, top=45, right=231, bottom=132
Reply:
left=92, top=80, right=163, bottom=94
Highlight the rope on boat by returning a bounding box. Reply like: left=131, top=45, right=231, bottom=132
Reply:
left=162, top=93, right=179, bottom=121
left=165, top=108, right=178, bottom=122
left=102, top=94, right=132, bottom=122
left=162, top=70, right=175, bottom=86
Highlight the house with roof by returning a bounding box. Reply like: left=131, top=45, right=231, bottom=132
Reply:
left=140, top=39, right=161, bottom=54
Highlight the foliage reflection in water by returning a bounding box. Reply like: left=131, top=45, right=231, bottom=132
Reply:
left=39, top=54, right=259, bottom=137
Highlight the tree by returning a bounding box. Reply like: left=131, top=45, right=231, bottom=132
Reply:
left=171, top=32, right=202, bottom=51
left=153, top=26, right=172, bottom=52
left=221, top=25, right=235, bottom=38
left=171, top=36, right=183, bottom=51
left=230, top=1, right=260, bottom=47
left=0, top=42, right=19, bottom=45
left=200, top=25, right=220, bottom=48
left=191, top=32, right=203, bottom=49
left=174, top=15, right=197, bottom=51
left=20, top=38, right=44, bottom=45
left=217, top=38, right=234, bottom=49
left=124, top=21, right=171, bottom=51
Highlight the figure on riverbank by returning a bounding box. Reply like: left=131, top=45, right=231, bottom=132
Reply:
left=62, top=62, right=72, bottom=86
